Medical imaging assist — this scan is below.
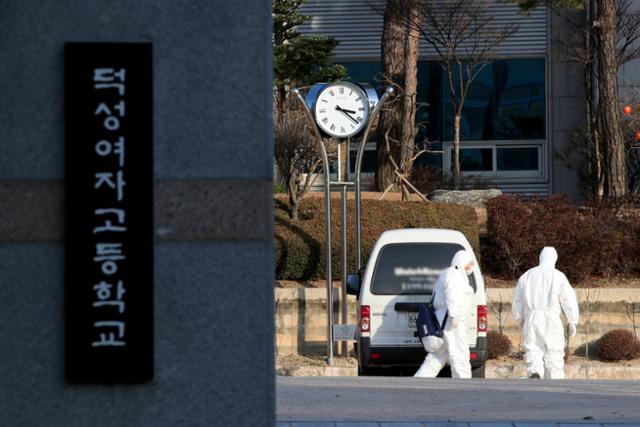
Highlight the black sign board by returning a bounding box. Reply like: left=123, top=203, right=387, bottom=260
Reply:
left=65, top=43, right=153, bottom=383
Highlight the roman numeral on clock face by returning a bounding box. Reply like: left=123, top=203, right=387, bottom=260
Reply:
left=322, top=117, right=328, bottom=124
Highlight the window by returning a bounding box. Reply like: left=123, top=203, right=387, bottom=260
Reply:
left=442, top=59, right=546, bottom=141
left=341, top=59, right=545, bottom=144
left=456, top=148, right=493, bottom=172
left=497, top=146, right=539, bottom=171
left=446, top=145, right=542, bottom=175
left=339, top=59, right=546, bottom=177
left=371, top=243, right=476, bottom=295
left=416, top=62, right=443, bottom=144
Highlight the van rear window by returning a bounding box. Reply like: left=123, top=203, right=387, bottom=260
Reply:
left=370, top=243, right=476, bottom=295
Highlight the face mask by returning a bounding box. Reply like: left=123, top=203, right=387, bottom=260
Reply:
left=465, top=264, right=474, bottom=276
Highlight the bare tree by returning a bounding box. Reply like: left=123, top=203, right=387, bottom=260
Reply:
left=410, top=0, right=517, bottom=189
left=375, top=0, right=422, bottom=200
left=578, top=287, right=600, bottom=360
left=625, top=294, right=639, bottom=338
left=274, top=111, right=337, bottom=220
left=490, top=294, right=511, bottom=334
left=377, top=127, right=440, bottom=201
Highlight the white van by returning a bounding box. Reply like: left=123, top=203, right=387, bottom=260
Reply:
left=347, top=228, right=487, bottom=377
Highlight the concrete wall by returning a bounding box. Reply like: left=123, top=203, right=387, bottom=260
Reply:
left=275, top=288, right=640, bottom=356
left=275, top=288, right=358, bottom=356
left=0, top=1, right=274, bottom=426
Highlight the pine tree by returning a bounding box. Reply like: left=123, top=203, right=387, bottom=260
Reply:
left=272, top=0, right=347, bottom=120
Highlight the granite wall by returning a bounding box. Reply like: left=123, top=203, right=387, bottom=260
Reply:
left=0, top=1, right=274, bottom=426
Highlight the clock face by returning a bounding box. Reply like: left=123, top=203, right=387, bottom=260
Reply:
left=313, top=82, right=369, bottom=138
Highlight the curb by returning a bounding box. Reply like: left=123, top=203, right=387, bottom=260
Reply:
left=489, top=362, right=640, bottom=379
left=277, top=365, right=357, bottom=377
left=277, top=361, right=640, bottom=379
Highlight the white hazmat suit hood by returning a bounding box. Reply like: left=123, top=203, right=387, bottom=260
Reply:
left=539, top=246, right=558, bottom=268
left=414, top=250, right=475, bottom=379
left=451, top=250, right=474, bottom=276
left=512, top=246, right=579, bottom=379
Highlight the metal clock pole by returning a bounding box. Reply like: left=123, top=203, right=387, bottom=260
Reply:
left=292, top=85, right=393, bottom=366
left=292, top=88, right=335, bottom=364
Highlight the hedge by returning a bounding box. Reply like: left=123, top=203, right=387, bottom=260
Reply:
left=275, top=198, right=479, bottom=280
left=484, top=195, right=640, bottom=283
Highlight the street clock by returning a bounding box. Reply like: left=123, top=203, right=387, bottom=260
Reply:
left=306, top=81, right=379, bottom=139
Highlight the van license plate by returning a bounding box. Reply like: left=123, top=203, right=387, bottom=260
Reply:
left=407, top=312, right=418, bottom=328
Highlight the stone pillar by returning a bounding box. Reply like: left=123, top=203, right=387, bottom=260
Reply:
left=0, top=1, right=274, bottom=426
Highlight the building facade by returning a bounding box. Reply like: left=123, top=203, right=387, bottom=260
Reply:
left=298, top=0, right=639, bottom=198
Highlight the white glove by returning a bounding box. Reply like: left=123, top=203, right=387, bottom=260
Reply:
left=450, top=317, right=460, bottom=328
left=568, top=323, right=577, bottom=338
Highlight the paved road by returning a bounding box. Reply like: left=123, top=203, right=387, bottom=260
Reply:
left=277, top=377, right=640, bottom=424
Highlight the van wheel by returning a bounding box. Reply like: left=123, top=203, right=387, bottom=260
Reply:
left=472, top=364, right=486, bottom=378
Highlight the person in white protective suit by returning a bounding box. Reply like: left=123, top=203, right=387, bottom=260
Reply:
left=512, top=246, right=579, bottom=379
left=414, top=250, right=475, bottom=378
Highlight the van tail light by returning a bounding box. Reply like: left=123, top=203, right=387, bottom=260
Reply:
left=360, top=305, right=371, bottom=333
left=477, top=305, right=487, bottom=333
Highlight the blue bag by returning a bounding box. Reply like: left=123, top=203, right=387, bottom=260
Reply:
left=416, top=293, right=448, bottom=339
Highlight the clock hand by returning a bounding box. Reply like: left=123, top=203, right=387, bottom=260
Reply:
left=337, top=107, right=357, bottom=114
left=335, top=105, right=360, bottom=125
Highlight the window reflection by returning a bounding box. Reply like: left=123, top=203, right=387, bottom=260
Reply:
left=453, top=148, right=493, bottom=172
left=442, top=59, right=545, bottom=141
left=497, top=147, right=539, bottom=171
left=339, top=59, right=546, bottom=175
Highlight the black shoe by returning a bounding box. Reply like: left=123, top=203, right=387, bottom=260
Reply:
left=529, top=373, right=541, bottom=379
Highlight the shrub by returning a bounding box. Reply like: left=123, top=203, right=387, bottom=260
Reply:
left=275, top=197, right=480, bottom=280
left=596, top=329, right=640, bottom=361
left=487, top=331, right=512, bottom=359
left=484, top=195, right=640, bottom=283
